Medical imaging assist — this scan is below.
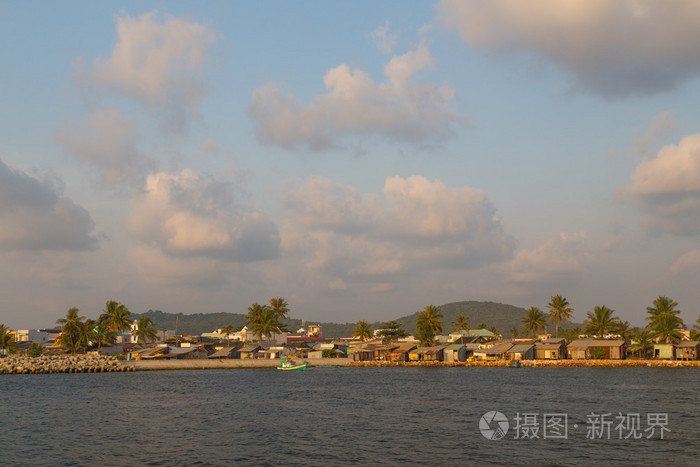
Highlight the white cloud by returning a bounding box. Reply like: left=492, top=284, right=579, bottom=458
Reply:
left=508, top=232, right=591, bottom=284
left=0, top=159, right=98, bottom=251
left=627, top=111, right=679, bottom=156
left=370, top=21, right=398, bottom=54
left=626, top=133, right=700, bottom=234
left=127, top=169, right=279, bottom=262
left=91, top=11, right=214, bottom=130
left=669, top=249, right=700, bottom=276
left=127, top=245, right=228, bottom=286
left=55, top=108, right=156, bottom=186
left=437, top=0, right=700, bottom=98
left=281, top=175, right=513, bottom=285
left=250, top=44, right=458, bottom=150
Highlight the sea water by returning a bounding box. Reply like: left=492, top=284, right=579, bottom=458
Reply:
left=1, top=367, right=698, bottom=465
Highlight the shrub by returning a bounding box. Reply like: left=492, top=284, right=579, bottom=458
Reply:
left=27, top=343, right=43, bottom=358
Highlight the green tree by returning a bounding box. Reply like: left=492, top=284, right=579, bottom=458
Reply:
left=56, top=307, right=86, bottom=354
left=416, top=305, right=443, bottom=346
left=645, top=296, right=681, bottom=321
left=583, top=305, right=619, bottom=338
left=631, top=329, right=653, bottom=359
left=377, top=320, right=408, bottom=342
left=452, top=314, right=470, bottom=334
left=27, top=343, right=43, bottom=358
left=352, top=320, right=373, bottom=341
left=90, top=322, right=116, bottom=353
left=613, top=320, right=633, bottom=342
left=522, top=307, right=547, bottom=338
left=547, top=295, right=573, bottom=338
left=245, top=302, right=284, bottom=346
left=691, top=317, right=700, bottom=340
left=99, top=300, right=132, bottom=353
left=220, top=325, right=235, bottom=345
left=0, top=324, right=18, bottom=355
left=269, top=297, right=290, bottom=320
left=648, top=312, right=685, bottom=344
left=562, top=326, right=582, bottom=343
left=510, top=327, right=519, bottom=338
left=133, top=317, right=158, bottom=345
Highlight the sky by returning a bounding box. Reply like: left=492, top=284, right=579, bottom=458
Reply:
left=2, top=0, right=700, bottom=329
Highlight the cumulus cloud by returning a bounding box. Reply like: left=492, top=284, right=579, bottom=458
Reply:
left=370, top=21, right=398, bottom=54
left=250, top=44, right=458, bottom=150
left=55, top=108, right=156, bottom=186
left=625, top=133, right=700, bottom=234
left=281, top=175, right=513, bottom=286
left=91, top=11, right=214, bottom=131
left=127, top=245, right=228, bottom=286
left=0, top=159, right=98, bottom=251
left=669, top=249, right=700, bottom=276
left=127, top=169, right=279, bottom=262
left=437, top=0, right=700, bottom=98
left=627, top=111, right=679, bottom=156
left=508, top=232, right=591, bottom=284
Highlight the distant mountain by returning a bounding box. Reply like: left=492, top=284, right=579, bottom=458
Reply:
left=133, top=300, right=552, bottom=338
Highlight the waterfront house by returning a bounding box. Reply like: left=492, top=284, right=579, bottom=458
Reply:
left=474, top=342, right=513, bottom=361
left=653, top=343, right=676, bottom=360
left=444, top=343, right=467, bottom=362
left=535, top=342, right=567, bottom=360
left=239, top=344, right=261, bottom=359
left=568, top=339, right=626, bottom=359
left=408, top=345, right=446, bottom=362
left=675, top=341, right=700, bottom=361
left=506, top=344, right=535, bottom=361
left=387, top=343, right=417, bottom=362
left=207, top=345, right=241, bottom=359
left=350, top=347, right=376, bottom=362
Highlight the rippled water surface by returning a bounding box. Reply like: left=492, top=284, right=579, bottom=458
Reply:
left=1, top=367, right=698, bottom=465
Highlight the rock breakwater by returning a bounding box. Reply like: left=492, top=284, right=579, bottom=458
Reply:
left=0, top=355, right=135, bottom=375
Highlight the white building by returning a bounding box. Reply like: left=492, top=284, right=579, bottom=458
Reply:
left=14, top=330, right=50, bottom=343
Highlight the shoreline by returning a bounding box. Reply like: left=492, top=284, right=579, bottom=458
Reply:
left=3, top=356, right=698, bottom=374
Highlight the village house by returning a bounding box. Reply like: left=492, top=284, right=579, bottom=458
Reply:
left=443, top=343, right=467, bottom=362
left=653, top=343, right=676, bottom=360
left=207, top=345, right=242, bottom=359
left=675, top=341, right=700, bottom=361
left=408, top=345, right=446, bottom=362
left=506, top=344, right=535, bottom=361
left=474, top=342, right=513, bottom=361
left=568, top=339, right=626, bottom=360
left=535, top=341, right=567, bottom=360
left=239, top=344, right=261, bottom=359
left=387, top=343, right=417, bottom=362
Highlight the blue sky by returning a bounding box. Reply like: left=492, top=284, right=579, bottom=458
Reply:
left=2, top=1, right=700, bottom=329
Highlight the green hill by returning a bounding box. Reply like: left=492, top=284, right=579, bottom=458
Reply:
left=133, top=300, right=553, bottom=338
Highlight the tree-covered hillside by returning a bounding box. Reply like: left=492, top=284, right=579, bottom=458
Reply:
left=133, top=300, right=557, bottom=337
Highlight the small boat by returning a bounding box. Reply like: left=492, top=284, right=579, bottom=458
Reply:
left=276, top=357, right=307, bottom=371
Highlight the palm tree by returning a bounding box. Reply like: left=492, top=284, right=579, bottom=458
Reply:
left=0, top=324, right=18, bottom=355
left=269, top=297, right=290, bottom=319
left=56, top=307, right=86, bottom=354
left=91, top=322, right=116, bottom=353
left=613, top=320, right=633, bottom=342
left=583, top=305, right=619, bottom=338
left=352, top=320, right=373, bottom=341
left=645, top=296, right=681, bottom=321
left=510, top=327, right=519, bottom=338
left=631, top=329, right=653, bottom=359
left=245, top=302, right=284, bottom=346
left=133, top=317, right=158, bottom=345
left=99, top=300, right=132, bottom=353
left=522, top=307, right=547, bottom=338
left=220, top=325, right=235, bottom=345
left=452, top=314, right=470, bottom=334
left=547, top=295, right=573, bottom=338
left=691, top=317, right=700, bottom=340
left=416, top=305, right=443, bottom=347
left=648, top=312, right=685, bottom=344
left=81, top=319, right=97, bottom=353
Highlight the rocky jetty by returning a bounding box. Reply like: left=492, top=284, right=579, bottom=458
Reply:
left=0, top=354, right=135, bottom=375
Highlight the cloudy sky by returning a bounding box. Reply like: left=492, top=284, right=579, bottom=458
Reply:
left=2, top=1, right=700, bottom=329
